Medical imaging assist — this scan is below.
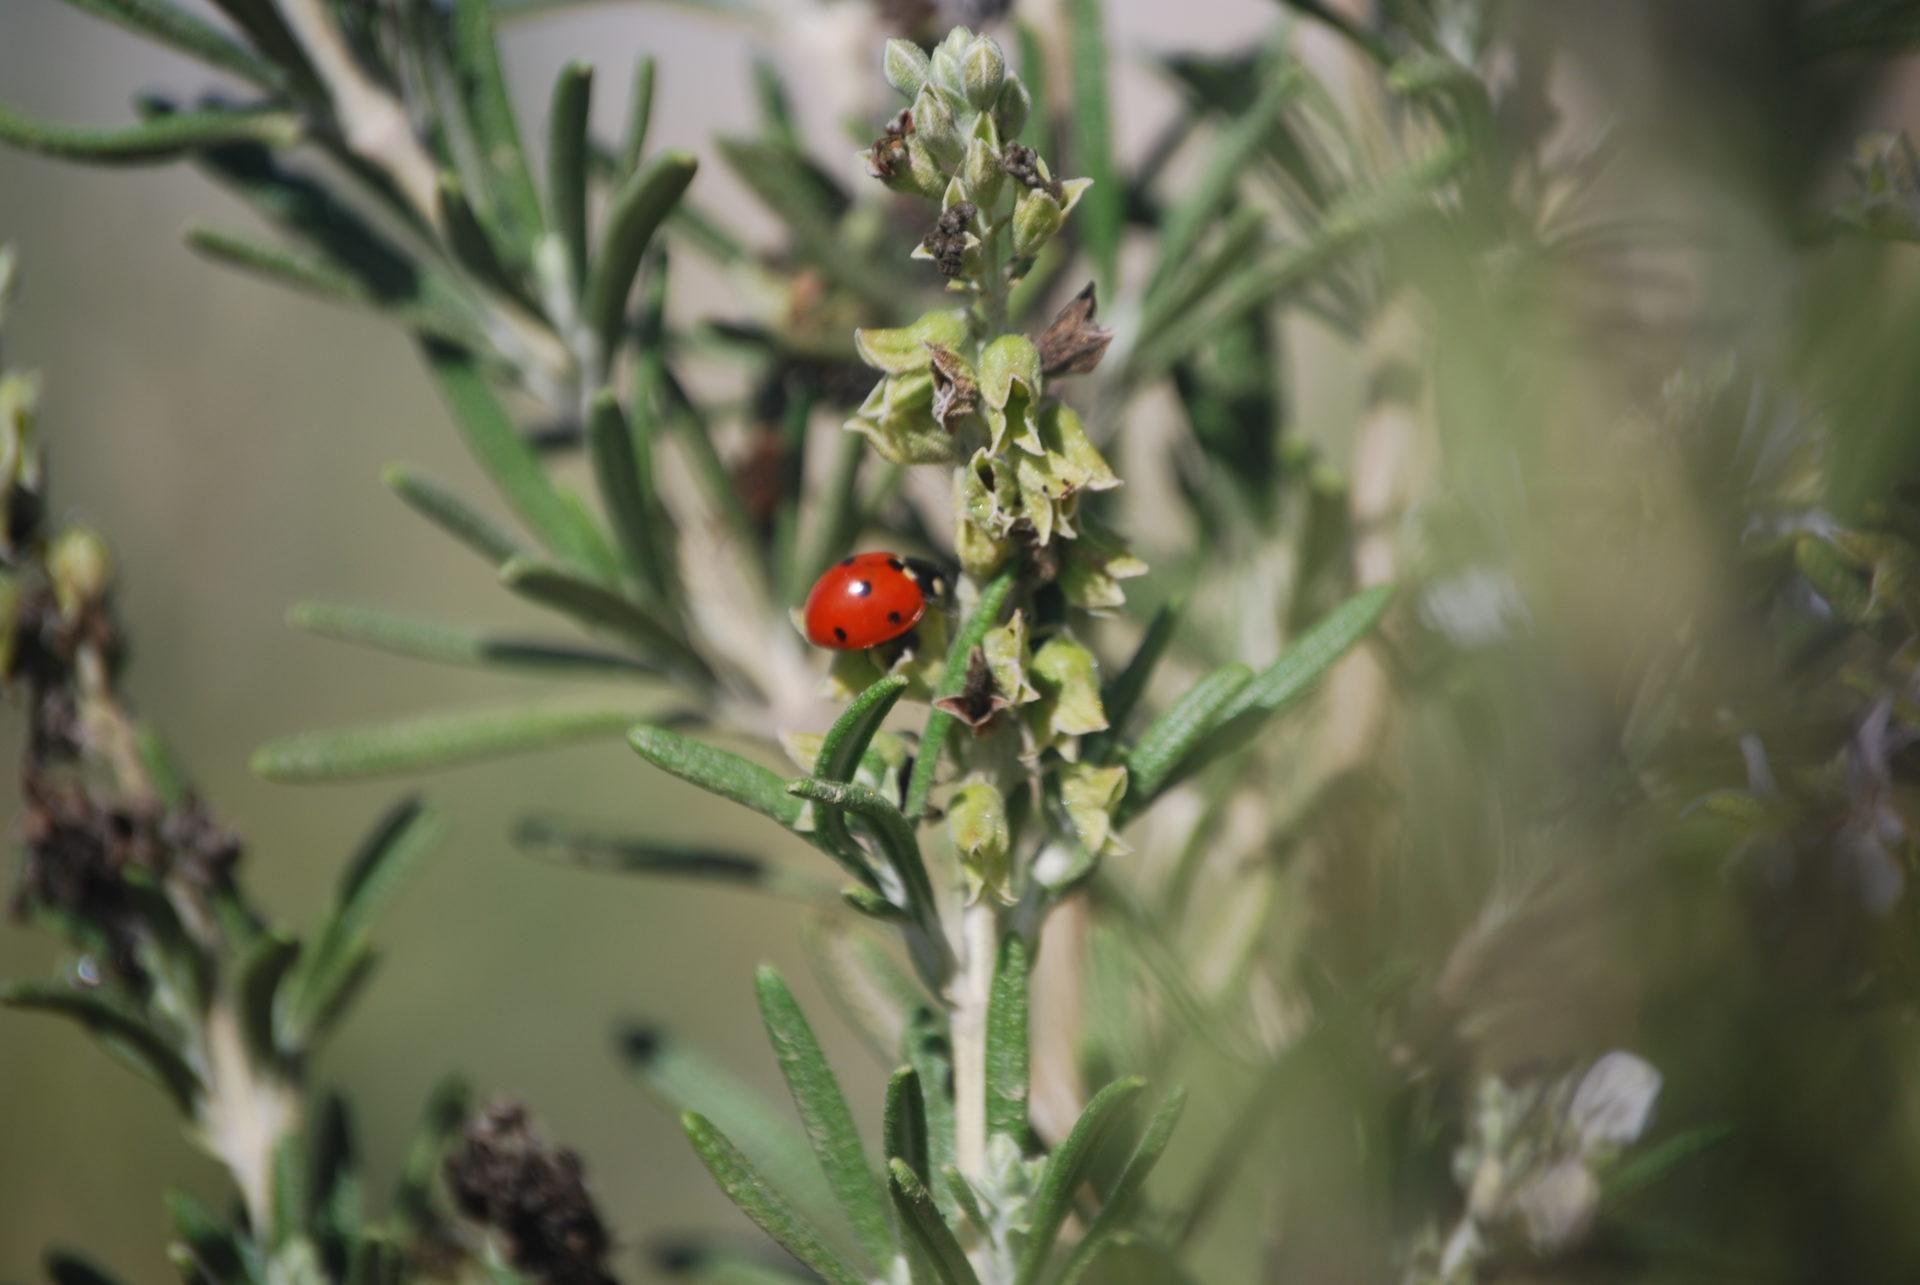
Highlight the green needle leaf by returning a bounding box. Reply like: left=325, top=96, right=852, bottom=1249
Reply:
left=451, top=0, right=546, bottom=257
left=1122, top=662, right=1253, bottom=810
left=254, top=697, right=665, bottom=782
left=1088, top=600, right=1180, bottom=757
left=1068, top=0, right=1120, bottom=296
left=289, top=601, right=656, bottom=677
left=164, top=1188, right=248, bottom=1281
left=905, top=568, right=1019, bottom=819
left=888, top=1160, right=980, bottom=1285
left=500, top=556, right=706, bottom=675
left=620, top=1025, right=849, bottom=1247
left=788, top=779, right=942, bottom=944
left=421, top=339, right=608, bottom=570
left=0, top=103, right=300, bottom=163
left=548, top=61, right=594, bottom=293
left=517, top=816, right=834, bottom=900
left=883, top=1067, right=930, bottom=1185
left=1146, top=68, right=1299, bottom=298
left=1014, top=1076, right=1147, bottom=1285
left=986, top=933, right=1031, bottom=1145
left=1015, top=20, right=1051, bottom=151
left=58, top=0, right=281, bottom=89
left=584, top=150, right=699, bottom=367
left=629, top=725, right=804, bottom=830
left=904, top=1011, right=958, bottom=1213
left=754, top=967, right=896, bottom=1270
left=1602, top=1125, right=1735, bottom=1203
left=395, top=1075, right=470, bottom=1235
left=0, top=983, right=201, bottom=1113
left=1180, top=583, right=1394, bottom=778
left=586, top=389, right=669, bottom=599
left=436, top=171, right=530, bottom=306
left=187, top=227, right=482, bottom=345
left=45, top=1252, right=127, bottom=1285
left=1058, top=1087, right=1188, bottom=1281
left=237, top=929, right=300, bottom=1064
left=622, top=55, right=657, bottom=172
left=681, top=1112, right=866, bottom=1285
left=204, top=0, right=313, bottom=84
left=812, top=675, right=909, bottom=857
left=383, top=464, right=526, bottom=567
left=278, top=798, right=443, bottom=1049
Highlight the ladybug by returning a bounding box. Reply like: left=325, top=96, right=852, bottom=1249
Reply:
left=803, top=552, right=946, bottom=650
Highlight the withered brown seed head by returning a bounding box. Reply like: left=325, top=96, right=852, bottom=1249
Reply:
left=445, top=1099, right=615, bottom=1285
left=923, top=202, right=979, bottom=280
left=867, top=109, right=914, bottom=181
left=926, top=345, right=979, bottom=430
left=1034, top=282, right=1113, bottom=378
left=1000, top=142, right=1063, bottom=201
left=933, top=647, right=1011, bottom=734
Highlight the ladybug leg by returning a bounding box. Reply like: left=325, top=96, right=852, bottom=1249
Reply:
left=871, top=626, right=921, bottom=669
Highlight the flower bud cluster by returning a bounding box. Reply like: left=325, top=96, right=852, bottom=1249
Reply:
left=832, top=28, right=1146, bottom=903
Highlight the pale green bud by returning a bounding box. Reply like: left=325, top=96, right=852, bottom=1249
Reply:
left=854, top=309, right=971, bottom=373
left=1060, top=524, right=1147, bottom=614
left=1036, top=401, right=1119, bottom=493
left=993, top=76, right=1032, bottom=142
left=955, top=457, right=1013, bottom=579
left=884, top=38, right=931, bottom=100
left=949, top=780, right=1013, bottom=903
left=1060, top=762, right=1128, bottom=857
left=1031, top=634, right=1108, bottom=739
left=961, top=36, right=1007, bottom=112
left=846, top=370, right=963, bottom=465
left=978, top=334, right=1042, bottom=410
left=929, top=27, right=975, bottom=97
left=962, top=132, right=1006, bottom=211
left=982, top=610, right=1041, bottom=706
left=911, top=85, right=965, bottom=169
left=1012, top=188, right=1064, bottom=259
left=49, top=526, right=111, bottom=617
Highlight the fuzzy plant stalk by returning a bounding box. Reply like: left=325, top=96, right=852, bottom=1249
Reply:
left=851, top=25, right=1124, bottom=1184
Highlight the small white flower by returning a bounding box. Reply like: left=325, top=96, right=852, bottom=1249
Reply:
left=1568, top=1050, right=1662, bottom=1152
left=1515, top=1157, right=1599, bottom=1251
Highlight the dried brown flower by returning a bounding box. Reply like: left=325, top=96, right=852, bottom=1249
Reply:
left=927, top=344, right=979, bottom=429
left=867, top=109, right=915, bottom=182
left=1001, top=142, right=1063, bottom=201
left=1034, top=282, right=1113, bottom=378
left=445, top=1099, right=615, bottom=1285
left=934, top=647, right=1011, bottom=733
left=923, top=202, right=978, bottom=280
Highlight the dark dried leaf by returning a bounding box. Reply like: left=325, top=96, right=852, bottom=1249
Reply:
left=1035, top=282, right=1114, bottom=378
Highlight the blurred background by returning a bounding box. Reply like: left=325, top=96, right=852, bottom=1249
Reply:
left=9, top=0, right=1920, bottom=1281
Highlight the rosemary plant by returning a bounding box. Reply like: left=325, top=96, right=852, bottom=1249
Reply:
left=15, top=0, right=1920, bottom=1282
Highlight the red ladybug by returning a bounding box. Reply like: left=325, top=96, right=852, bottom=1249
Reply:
left=803, top=552, right=941, bottom=650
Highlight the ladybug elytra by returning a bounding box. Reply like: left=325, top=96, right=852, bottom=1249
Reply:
left=802, top=552, right=945, bottom=650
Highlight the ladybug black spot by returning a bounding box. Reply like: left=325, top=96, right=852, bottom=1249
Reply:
left=888, top=611, right=903, bottom=624
left=852, top=580, right=872, bottom=597
left=840, top=556, right=856, bottom=567
left=833, top=626, right=848, bottom=642
left=887, top=557, right=904, bottom=571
